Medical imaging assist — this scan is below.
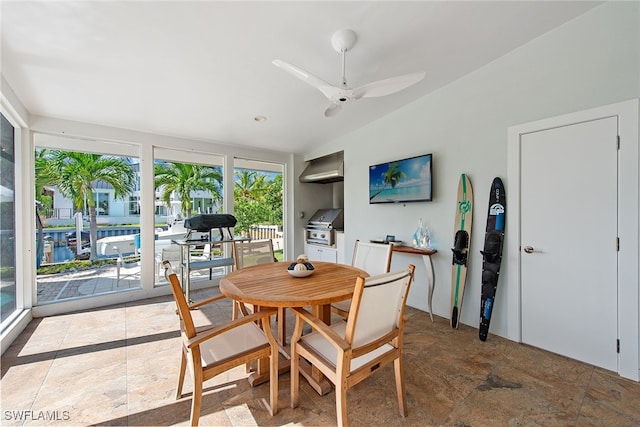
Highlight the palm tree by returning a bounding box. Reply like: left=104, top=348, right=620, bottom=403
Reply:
left=369, top=162, right=407, bottom=201
left=234, top=170, right=268, bottom=200
left=35, top=149, right=57, bottom=199
left=154, top=162, right=223, bottom=218
left=46, top=151, right=136, bottom=261
left=233, top=170, right=273, bottom=235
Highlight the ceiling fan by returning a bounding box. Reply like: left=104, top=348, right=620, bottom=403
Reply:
left=273, top=29, right=425, bottom=118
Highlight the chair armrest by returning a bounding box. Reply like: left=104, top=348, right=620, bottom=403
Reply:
left=188, top=293, right=227, bottom=310
left=186, top=308, right=277, bottom=348
left=290, top=307, right=350, bottom=353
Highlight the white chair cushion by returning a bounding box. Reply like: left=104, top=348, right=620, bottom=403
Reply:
left=300, top=321, right=394, bottom=372
left=199, top=323, right=269, bottom=368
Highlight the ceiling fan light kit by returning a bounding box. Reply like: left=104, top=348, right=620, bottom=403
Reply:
left=331, top=29, right=357, bottom=53
left=273, top=29, right=425, bottom=118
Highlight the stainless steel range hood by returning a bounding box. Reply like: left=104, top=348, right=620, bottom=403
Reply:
left=299, top=151, right=344, bottom=183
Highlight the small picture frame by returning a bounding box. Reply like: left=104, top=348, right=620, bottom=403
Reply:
left=384, top=235, right=395, bottom=243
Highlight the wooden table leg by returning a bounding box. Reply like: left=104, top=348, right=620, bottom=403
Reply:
left=313, top=304, right=332, bottom=325
left=298, top=358, right=332, bottom=395
left=277, top=307, right=287, bottom=346
left=248, top=304, right=333, bottom=396
left=248, top=348, right=331, bottom=395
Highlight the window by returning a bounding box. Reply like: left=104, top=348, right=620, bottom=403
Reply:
left=87, top=191, right=110, bottom=216
left=153, top=150, right=224, bottom=286
left=0, top=113, right=17, bottom=325
left=128, top=196, right=140, bottom=215
left=233, top=158, right=284, bottom=254
left=34, top=144, right=141, bottom=304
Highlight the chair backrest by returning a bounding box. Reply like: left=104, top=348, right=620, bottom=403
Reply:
left=161, top=245, right=181, bottom=262
left=163, top=261, right=197, bottom=339
left=345, top=265, right=415, bottom=348
left=233, top=239, right=276, bottom=269
left=351, top=240, right=393, bottom=275
left=202, top=243, right=211, bottom=256
left=113, top=246, right=139, bottom=268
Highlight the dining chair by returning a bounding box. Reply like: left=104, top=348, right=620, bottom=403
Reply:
left=156, top=244, right=182, bottom=280
left=231, top=239, right=277, bottom=318
left=231, top=238, right=292, bottom=350
left=162, top=261, right=279, bottom=426
left=232, top=239, right=277, bottom=269
left=290, top=264, right=415, bottom=427
left=331, top=240, right=393, bottom=318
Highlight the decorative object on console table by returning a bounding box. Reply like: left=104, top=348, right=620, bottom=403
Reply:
left=412, top=218, right=431, bottom=249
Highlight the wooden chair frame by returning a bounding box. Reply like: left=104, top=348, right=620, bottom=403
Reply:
left=163, top=261, right=279, bottom=426
left=291, top=264, right=415, bottom=427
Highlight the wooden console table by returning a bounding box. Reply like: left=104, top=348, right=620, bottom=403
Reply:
left=390, top=245, right=437, bottom=321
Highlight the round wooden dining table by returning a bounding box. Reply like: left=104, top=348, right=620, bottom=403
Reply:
left=219, top=260, right=369, bottom=395
left=220, top=261, right=368, bottom=310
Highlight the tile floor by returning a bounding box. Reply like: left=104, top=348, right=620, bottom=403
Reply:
left=2, top=287, right=640, bottom=426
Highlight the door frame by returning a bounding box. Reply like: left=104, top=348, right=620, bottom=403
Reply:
left=507, top=99, right=639, bottom=381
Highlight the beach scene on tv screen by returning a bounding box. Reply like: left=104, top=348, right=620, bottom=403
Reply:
left=369, top=155, right=432, bottom=203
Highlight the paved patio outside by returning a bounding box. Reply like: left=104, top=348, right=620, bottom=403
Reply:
left=36, top=264, right=224, bottom=304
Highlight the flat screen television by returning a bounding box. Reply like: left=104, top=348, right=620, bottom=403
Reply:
left=369, top=153, right=432, bottom=204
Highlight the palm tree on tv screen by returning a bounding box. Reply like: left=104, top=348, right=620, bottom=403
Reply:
left=369, top=162, right=407, bottom=201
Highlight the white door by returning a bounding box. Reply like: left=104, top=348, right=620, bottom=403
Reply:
left=520, top=116, right=618, bottom=371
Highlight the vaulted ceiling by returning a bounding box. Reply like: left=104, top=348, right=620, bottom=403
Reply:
left=1, top=1, right=601, bottom=154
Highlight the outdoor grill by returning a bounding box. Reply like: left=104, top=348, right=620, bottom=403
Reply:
left=305, top=208, right=344, bottom=246
left=184, top=214, right=237, bottom=241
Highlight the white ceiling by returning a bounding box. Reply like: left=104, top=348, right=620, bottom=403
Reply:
left=1, top=1, right=601, bottom=154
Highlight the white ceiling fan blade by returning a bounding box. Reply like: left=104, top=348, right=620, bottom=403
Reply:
left=272, top=59, right=340, bottom=100
left=354, top=71, right=426, bottom=99
left=324, top=103, right=342, bottom=118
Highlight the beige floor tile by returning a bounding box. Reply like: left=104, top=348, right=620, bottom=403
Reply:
left=3, top=295, right=640, bottom=427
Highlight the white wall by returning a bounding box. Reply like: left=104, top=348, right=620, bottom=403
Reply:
left=0, top=75, right=34, bottom=354
left=311, top=2, right=640, bottom=338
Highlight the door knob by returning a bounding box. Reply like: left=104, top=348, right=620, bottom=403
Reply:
left=523, top=246, right=534, bottom=254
